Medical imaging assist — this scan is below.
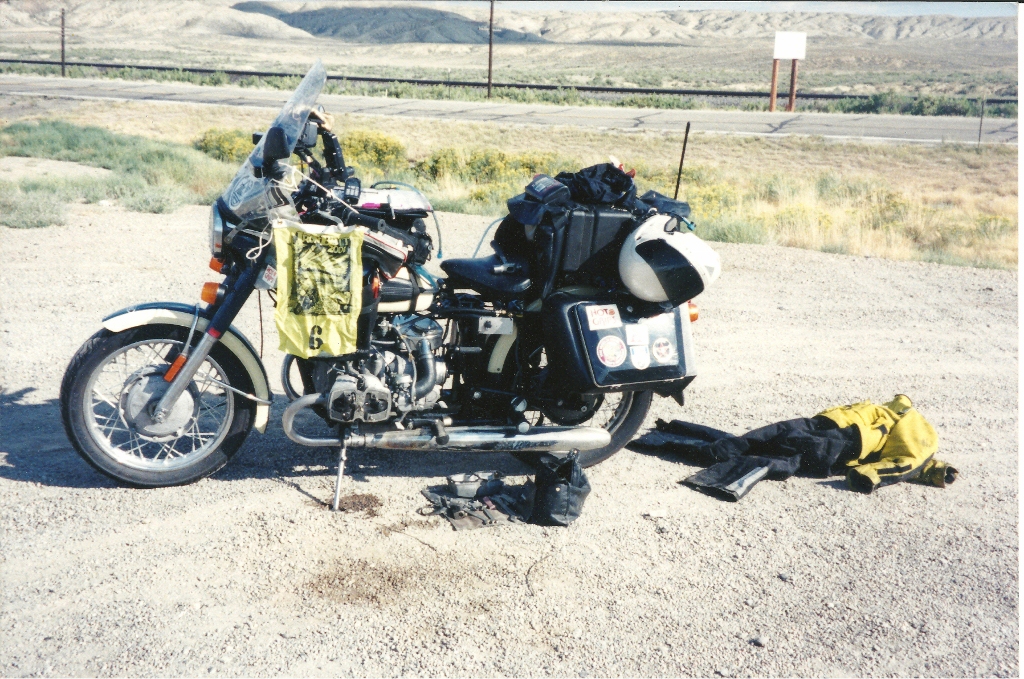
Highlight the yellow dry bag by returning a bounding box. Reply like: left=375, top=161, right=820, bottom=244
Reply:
left=273, top=224, right=363, bottom=358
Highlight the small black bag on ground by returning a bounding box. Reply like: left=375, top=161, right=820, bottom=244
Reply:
left=529, top=451, right=591, bottom=526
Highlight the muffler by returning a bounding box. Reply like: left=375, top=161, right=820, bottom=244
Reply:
left=282, top=393, right=611, bottom=452
left=346, top=425, right=610, bottom=452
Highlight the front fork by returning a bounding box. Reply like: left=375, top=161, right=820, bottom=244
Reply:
left=151, top=264, right=260, bottom=423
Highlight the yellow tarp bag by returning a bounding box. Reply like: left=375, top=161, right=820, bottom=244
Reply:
left=273, top=225, right=363, bottom=358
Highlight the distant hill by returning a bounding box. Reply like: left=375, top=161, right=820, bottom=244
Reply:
left=481, top=7, right=1018, bottom=43
left=0, top=1, right=1015, bottom=45
left=232, top=2, right=544, bottom=44
left=234, top=2, right=1017, bottom=44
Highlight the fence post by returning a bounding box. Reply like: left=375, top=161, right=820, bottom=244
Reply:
left=768, top=59, right=779, bottom=112
left=978, top=96, right=986, bottom=147
left=487, top=0, right=494, bottom=99
left=60, top=8, right=66, bottom=77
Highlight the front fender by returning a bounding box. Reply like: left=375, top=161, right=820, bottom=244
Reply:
left=102, top=302, right=271, bottom=433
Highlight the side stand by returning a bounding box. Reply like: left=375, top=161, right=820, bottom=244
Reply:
left=332, top=431, right=349, bottom=511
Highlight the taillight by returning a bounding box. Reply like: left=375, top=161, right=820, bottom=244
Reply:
left=688, top=301, right=699, bottom=322
left=201, top=282, right=224, bottom=306
left=209, top=257, right=224, bottom=273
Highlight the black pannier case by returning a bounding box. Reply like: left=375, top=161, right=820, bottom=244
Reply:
left=542, top=292, right=696, bottom=394
left=561, top=207, right=635, bottom=273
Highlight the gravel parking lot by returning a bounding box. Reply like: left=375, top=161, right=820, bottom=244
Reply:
left=0, top=205, right=1017, bottom=677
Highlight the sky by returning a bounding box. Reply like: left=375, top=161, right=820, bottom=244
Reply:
left=445, top=2, right=1018, bottom=18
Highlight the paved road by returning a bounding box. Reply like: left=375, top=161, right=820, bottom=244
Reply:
left=0, top=74, right=1017, bottom=144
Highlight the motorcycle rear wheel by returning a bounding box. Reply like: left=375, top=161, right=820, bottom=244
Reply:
left=60, top=325, right=256, bottom=487
left=509, top=343, right=653, bottom=468
left=573, top=390, right=652, bottom=467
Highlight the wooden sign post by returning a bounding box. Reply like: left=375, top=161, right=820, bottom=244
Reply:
left=771, top=32, right=805, bottom=113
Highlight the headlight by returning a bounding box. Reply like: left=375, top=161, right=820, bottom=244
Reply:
left=209, top=203, right=224, bottom=257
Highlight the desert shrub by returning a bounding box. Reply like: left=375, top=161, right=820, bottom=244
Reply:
left=615, top=94, right=702, bottom=110
left=699, top=216, right=768, bottom=244
left=120, top=184, right=193, bottom=213
left=0, top=182, right=65, bottom=228
left=416, top=147, right=464, bottom=180
left=815, top=172, right=878, bottom=204
left=415, top=147, right=571, bottom=184
left=815, top=92, right=1016, bottom=118
left=195, top=128, right=252, bottom=163
left=0, top=120, right=234, bottom=199
left=772, top=205, right=833, bottom=231
left=750, top=174, right=799, bottom=205
left=0, top=121, right=236, bottom=215
left=342, top=130, right=406, bottom=172
left=864, top=189, right=911, bottom=229
left=686, top=183, right=739, bottom=221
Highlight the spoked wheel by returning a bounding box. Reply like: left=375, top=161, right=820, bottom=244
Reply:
left=60, top=325, right=256, bottom=487
left=571, top=390, right=652, bottom=468
left=516, top=347, right=652, bottom=468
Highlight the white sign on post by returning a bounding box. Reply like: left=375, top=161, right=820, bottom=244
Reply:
left=774, top=32, right=806, bottom=60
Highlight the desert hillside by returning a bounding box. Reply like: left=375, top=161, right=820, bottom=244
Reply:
left=1, top=0, right=1016, bottom=44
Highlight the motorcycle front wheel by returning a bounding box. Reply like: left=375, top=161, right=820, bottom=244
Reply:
left=60, top=324, right=256, bottom=487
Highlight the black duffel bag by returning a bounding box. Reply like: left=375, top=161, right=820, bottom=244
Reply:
left=529, top=451, right=591, bottom=526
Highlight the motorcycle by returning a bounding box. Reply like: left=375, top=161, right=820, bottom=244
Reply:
left=59, top=61, right=720, bottom=506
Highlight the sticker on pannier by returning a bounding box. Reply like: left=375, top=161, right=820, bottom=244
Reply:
left=273, top=225, right=364, bottom=358
left=586, top=304, right=622, bottom=330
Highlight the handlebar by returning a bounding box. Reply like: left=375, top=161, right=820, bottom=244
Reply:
left=332, top=202, right=385, bottom=231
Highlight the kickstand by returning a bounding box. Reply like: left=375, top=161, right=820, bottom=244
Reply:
left=331, top=434, right=348, bottom=512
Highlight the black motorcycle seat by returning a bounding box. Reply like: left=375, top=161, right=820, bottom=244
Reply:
left=440, top=255, right=532, bottom=301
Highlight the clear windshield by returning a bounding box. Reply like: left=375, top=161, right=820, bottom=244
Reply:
left=218, top=60, right=327, bottom=228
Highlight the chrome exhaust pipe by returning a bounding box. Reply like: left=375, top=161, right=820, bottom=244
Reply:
left=282, top=393, right=611, bottom=452
left=347, top=425, right=610, bottom=452
left=282, top=394, right=343, bottom=446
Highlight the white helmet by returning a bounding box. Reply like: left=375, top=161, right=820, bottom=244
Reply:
left=618, top=214, right=721, bottom=304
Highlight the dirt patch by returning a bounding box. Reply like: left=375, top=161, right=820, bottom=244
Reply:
left=334, top=493, right=383, bottom=516
left=0, top=156, right=112, bottom=181
left=309, top=559, right=417, bottom=606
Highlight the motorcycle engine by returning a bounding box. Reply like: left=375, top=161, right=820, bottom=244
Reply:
left=326, top=316, right=447, bottom=424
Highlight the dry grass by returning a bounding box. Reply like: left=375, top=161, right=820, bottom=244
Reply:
left=11, top=99, right=1018, bottom=268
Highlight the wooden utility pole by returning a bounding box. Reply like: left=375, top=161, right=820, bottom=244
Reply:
left=768, top=59, right=780, bottom=112
left=60, top=8, right=66, bottom=77
left=786, top=58, right=799, bottom=112
left=487, top=0, right=495, bottom=98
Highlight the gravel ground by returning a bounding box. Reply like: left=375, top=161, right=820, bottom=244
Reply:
left=0, top=204, right=1017, bottom=677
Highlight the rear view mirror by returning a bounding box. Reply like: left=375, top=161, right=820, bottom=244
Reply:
left=262, top=126, right=289, bottom=165
left=299, top=120, right=318, bottom=147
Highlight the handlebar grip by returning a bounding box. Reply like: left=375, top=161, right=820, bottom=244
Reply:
left=335, top=203, right=384, bottom=230
left=350, top=211, right=386, bottom=230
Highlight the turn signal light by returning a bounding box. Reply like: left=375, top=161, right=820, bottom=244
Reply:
left=209, top=257, right=224, bottom=273
left=688, top=301, right=699, bottom=322
left=201, top=282, right=223, bottom=306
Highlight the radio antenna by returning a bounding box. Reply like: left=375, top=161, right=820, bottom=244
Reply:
left=673, top=121, right=691, bottom=200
